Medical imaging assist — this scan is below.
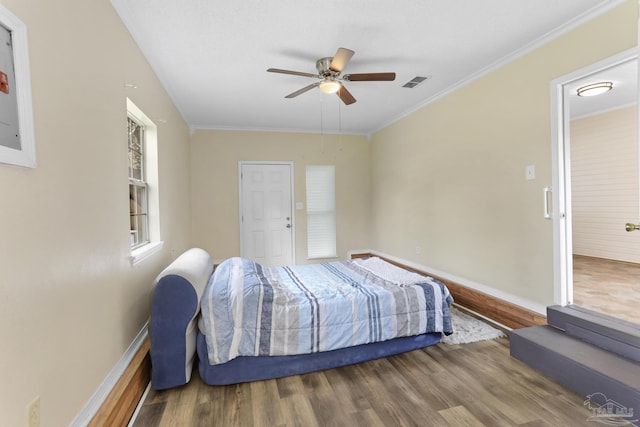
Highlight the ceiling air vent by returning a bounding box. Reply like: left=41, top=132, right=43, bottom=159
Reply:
left=402, top=76, right=431, bottom=88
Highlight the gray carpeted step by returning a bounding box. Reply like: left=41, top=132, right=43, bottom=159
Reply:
left=510, top=325, right=640, bottom=414
left=547, top=305, right=640, bottom=363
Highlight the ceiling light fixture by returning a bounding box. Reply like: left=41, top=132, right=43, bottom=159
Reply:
left=319, top=79, right=341, bottom=94
left=576, top=81, right=613, bottom=97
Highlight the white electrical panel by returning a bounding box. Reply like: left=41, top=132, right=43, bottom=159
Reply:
left=0, top=23, right=20, bottom=151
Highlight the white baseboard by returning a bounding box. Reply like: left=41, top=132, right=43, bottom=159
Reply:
left=70, top=323, right=149, bottom=427
left=348, top=249, right=547, bottom=316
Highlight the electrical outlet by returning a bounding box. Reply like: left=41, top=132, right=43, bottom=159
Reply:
left=415, top=246, right=421, bottom=255
left=26, top=396, right=40, bottom=427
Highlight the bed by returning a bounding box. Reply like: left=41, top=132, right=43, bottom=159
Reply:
left=150, top=248, right=453, bottom=390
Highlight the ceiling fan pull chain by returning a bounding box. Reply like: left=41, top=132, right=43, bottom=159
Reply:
left=339, top=98, right=343, bottom=152
left=320, top=94, right=325, bottom=154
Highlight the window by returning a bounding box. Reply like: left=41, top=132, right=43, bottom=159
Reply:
left=127, top=99, right=162, bottom=265
left=128, top=116, right=148, bottom=248
left=306, top=165, right=336, bottom=259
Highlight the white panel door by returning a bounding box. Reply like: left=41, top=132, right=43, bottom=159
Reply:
left=240, top=163, right=294, bottom=266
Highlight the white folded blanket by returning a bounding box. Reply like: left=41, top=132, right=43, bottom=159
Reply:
left=352, top=256, right=432, bottom=286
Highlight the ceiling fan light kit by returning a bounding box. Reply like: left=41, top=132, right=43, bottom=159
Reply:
left=319, top=79, right=341, bottom=94
left=267, top=47, right=396, bottom=105
left=576, top=81, right=613, bottom=97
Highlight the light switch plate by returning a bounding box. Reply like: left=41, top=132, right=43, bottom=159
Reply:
left=295, top=202, right=304, bottom=210
left=525, top=165, right=535, bottom=181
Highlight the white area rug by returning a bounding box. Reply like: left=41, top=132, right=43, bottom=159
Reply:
left=441, top=307, right=505, bottom=345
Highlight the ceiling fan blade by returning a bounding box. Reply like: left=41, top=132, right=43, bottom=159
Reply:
left=329, top=48, right=355, bottom=73
left=285, top=82, right=321, bottom=98
left=267, top=68, right=319, bottom=78
left=336, top=84, right=356, bottom=105
left=343, top=72, right=396, bottom=82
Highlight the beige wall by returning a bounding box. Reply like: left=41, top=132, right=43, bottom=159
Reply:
left=190, top=130, right=371, bottom=263
left=369, top=0, right=638, bottom=308
left=571, top=106, right=640, bottom=262
left=0, top=1, right=192, bottom=426
left=0, top=0, right=636, bottom=425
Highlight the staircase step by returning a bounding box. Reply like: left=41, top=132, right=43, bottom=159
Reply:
left=547, top=305, right=640, bottom=363
left=510, top=325, right=640, bottom=413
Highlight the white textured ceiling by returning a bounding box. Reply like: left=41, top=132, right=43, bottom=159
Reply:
left=111, top=0, right=628, bottom=135
left=568, top=58, right=638, bottom=119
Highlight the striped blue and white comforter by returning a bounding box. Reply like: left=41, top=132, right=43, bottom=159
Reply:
left=201, top=257, right=453, bottom=365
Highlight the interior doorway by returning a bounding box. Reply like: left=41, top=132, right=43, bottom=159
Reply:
left=551, top=48, right=639, bottom=325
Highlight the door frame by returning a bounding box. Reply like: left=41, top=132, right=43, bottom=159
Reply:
left=550, top=47, right=638, bottom=306
left=238, top=160, right=296, bottom=265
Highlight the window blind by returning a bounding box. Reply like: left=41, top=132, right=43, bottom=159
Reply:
left=306, top=165, right=337, bottom=259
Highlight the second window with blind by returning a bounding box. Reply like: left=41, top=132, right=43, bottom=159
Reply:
left=306, top=165, right=336, bottom=259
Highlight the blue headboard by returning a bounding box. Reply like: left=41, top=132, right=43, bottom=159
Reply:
left=150, top=248, right=214, bottom=390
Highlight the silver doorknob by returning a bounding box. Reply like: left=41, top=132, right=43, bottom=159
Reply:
left=625, top=223, right=640, bottom=232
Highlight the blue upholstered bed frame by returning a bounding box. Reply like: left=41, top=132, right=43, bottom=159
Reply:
left=150, top=249, right=442, bottom=390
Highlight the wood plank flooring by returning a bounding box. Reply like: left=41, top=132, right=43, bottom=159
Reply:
left=573, top=255, right=640, bottom=324
left=132, top=338, right=595, bottom=426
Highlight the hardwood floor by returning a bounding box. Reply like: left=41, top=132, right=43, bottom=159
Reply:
left=573, top=255, right=640, bottom=324
left=132, top=338, right=594, bottom=426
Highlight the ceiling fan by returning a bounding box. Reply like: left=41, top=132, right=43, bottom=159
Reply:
left=267, top=47, right=396, bottom=105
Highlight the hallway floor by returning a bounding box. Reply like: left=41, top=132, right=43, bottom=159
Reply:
left=573, top=255, right=640, bottom=325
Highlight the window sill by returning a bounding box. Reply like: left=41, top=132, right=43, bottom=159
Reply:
left=307, top=254, right=338, bottom=260
left=131, top=241, right=164, bottom=266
